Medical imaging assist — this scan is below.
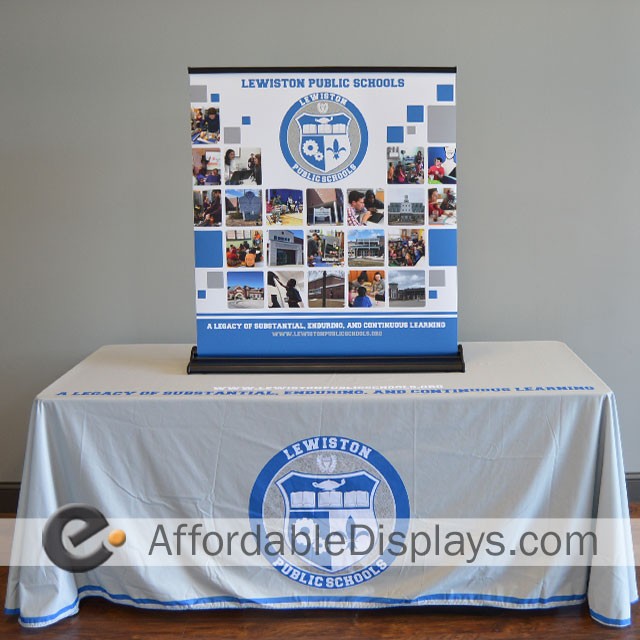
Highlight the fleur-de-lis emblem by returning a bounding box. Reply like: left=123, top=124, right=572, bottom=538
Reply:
left=326, top=138, right=347, bottom=160
left=317, top=102, right=329, bottom=114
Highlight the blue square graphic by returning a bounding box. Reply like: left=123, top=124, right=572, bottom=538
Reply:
left=429, top=290, right=438, bottom=299
left=429, top=229, right=457, bottom=266
left=387, top=126, right=404, bottom=143
left=242, top=116, right=251, bottom=125
left=210, top=93, right=220, bottom=102
left=194, top=231, right=223, bottom=268
left=197, top=290, right=206, bottom=299
left=437, top=85, right=454, bottom=102
left=407, top=105, right=424, bottom=123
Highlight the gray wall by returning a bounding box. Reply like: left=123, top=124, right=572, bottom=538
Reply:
left=1, top=0, right=639, bottom=481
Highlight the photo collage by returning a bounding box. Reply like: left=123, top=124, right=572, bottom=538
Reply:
left=192, top=101, right=456, bottom=310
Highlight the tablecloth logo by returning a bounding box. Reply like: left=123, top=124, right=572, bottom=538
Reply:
left=279, top=95, right=368, bottom=183
left=249, top=436, right=409, bottom=589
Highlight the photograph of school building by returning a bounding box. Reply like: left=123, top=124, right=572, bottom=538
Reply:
left=347, top=229, right=385, bottom=267
left=226, top=271, right=264, bottom=309
left=308, top=270, right=345, bottom=307
left=388, top=270, right=426, bottom=307
left=387, top=193, right=425, bottom=225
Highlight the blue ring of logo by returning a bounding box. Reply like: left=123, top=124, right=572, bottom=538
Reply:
left=249, top=436, right=409, bottom=589
left=279, top=95, right=369, bottom=182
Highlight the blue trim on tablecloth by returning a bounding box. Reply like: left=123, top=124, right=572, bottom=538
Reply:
left=589, top=608, right=632, bottom=627
left=7, top=587, right=604, bottom=627
left=7, top=596, right=79, bottom=625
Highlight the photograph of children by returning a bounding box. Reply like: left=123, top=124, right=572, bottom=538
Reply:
left=346, top=189, right=385, bottom=226
left=227, top=271, right=264, bottom=309
left=308, top=270, right=345, bottom=308
left=388, top=229, right=426, bottom=267
left=348, top=270, right=386, bottom=308
left=267, top=230, right=305, bottom=267
left=428, top=187, right=457, bottom=225
left=225, top=189, right=262, bottom=226
left=226, top=229, right=263, bottom=268
left=386, top=146, right=424, bottom=184
left=387, top=188, right=426, bottom=226
left=224, top=147, right=262, bottom=185
left=191, top=107, right=221, bottom=144
left=266, top=189, right=304, bottom=226
left=347, top=229, right=385, bottom=267
left=267, top=270, right=305, bottom=309
left=192, top=148, right=222, bottom=186
left=427, top=145, right=457, bottom=184
left=306, top=188, right=344, bottom=225
left=388, top=270, right=426, bottom=307
left=307, top=229, right=345, bottom=267
left=194, top=189, right=222, bottom=227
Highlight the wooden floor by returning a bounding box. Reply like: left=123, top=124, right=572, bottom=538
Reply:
left=2, top=589, right=638, bottom=640
left=2, top=510, right=639, bottom=639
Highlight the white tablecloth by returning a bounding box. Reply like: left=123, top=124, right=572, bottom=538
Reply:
left=5, top=342, right=637, bottom=627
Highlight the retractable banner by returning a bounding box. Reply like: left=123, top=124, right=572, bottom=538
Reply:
left=189, top=68, right=458, bottom=359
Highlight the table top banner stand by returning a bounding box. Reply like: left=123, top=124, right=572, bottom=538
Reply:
left=187, top=67, right=464, bottom=373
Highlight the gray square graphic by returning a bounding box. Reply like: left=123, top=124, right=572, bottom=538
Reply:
left=429, top=270, right=446, bottom=287
left=428, top=106, right=456, bottom=143
left=207, top=272, right=224, bottom=289
left=224, top=127, right=241, bottom=144
left=190, top=85, right=207, bottom=103
left=406, top=126, right=416, bottom=135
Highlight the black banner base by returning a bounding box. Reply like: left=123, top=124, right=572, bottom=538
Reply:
left=187, top=345, right=465, bottom=374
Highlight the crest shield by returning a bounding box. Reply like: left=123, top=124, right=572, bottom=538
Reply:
left=276, top=470, right=379, bottom=572
left=296, top=113, right=351, bottom=173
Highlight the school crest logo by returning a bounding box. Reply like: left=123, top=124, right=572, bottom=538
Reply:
left=280, top=95, right=368, bottom=183
left=277, top=470, right=379, bottom=572
left=249, top=436, right=409, bottom=589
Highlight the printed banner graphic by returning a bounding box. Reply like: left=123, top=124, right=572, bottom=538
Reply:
left=189, top=68, right=458, bottom=357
